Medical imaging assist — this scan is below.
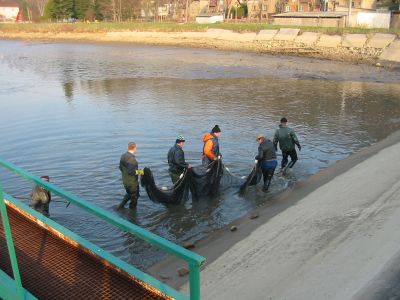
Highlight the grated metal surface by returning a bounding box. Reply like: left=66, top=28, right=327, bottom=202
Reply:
left=0, top=204, right=170, bottom=300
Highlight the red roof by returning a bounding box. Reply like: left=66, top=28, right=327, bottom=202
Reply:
left=0, top=1, right=19, bottom=7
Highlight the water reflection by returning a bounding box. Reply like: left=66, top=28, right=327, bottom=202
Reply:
left=0, top=39, right=400, bottom=269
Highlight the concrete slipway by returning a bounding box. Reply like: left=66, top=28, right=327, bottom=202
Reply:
left=173, top=131, right=400, bottom=300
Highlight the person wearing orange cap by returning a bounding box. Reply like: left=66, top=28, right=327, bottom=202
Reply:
left=30, top=175, right=51, bottom=216
left=202, top=125, right=221, bottom=167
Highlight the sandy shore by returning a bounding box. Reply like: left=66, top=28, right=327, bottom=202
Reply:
left=148, top=130, right=400, bottom=299
left=0, top=30, right=388, bottom=66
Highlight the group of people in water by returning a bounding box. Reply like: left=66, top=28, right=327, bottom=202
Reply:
left=118, top=117, right=301, bottom=209
left=28, top=117, right=301, bottom=214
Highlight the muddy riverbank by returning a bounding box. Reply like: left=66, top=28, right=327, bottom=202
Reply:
left=1, top=29, right=399, bottom=67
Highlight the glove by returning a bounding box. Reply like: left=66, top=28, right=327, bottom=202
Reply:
left=255, top=159, right=258, bottom=164
left=297, top=144, right=302, bottom=151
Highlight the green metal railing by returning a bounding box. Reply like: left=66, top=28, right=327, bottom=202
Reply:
left=0, top=159, right=205, bottom=300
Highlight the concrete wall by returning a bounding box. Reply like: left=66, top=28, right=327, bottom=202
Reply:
left=391, top=13, right=400, bottom=29
left=273, top=17, right=345, bottom=27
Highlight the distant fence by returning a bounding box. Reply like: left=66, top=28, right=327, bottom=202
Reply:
left=391, top=12, right=400, bottom=29
left=355, top=12, right=391, bottom=28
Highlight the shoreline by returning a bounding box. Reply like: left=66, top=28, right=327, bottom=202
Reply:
left=147, top=129, right=400, bottom=290
left=0, top=30, right=399, bottom=67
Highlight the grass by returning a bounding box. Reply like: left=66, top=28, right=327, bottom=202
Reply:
left=0, top=21, right=398, bottom=36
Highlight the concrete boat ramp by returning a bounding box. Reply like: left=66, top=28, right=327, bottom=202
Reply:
left=149, top=131, right=400, bottom=299
left=195, top=131, right=400, bottom=300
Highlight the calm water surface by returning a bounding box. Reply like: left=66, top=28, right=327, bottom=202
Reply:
left=1, top=40, right=400, bottom=270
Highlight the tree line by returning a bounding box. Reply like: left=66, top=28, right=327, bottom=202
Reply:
left=20, top=0, right=189, bottom=22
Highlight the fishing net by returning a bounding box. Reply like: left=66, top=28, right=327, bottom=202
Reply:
left=140, top=167, right=191, bottom=205
left=189, top=159, right=224, bottom=200
left=141, top=159, right=260, bottom=203
left=238, top=162, right=262, bottom=196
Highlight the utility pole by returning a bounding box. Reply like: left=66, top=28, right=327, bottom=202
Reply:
left=185, top=0, right=189, bottom=22
left=347, top=0, right=352, bottom=27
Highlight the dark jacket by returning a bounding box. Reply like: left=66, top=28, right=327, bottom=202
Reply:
left=119, top=152, right=138, bottom=189
left=256, top=139, right=277, bottom=161
left=168, top=144, right=188, bottom=174
left=30, top=185, right=51, bottom=204
left=273, top=125, right=300, bottom=152
left=30, top=185, right=51, bottom=216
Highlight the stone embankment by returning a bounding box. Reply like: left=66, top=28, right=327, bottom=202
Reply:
left=105, top=28, right=400, bottom=67
left=2, top=28, right=399, bottom=66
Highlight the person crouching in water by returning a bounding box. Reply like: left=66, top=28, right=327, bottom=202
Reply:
left=202, top=125, right=221, bottom=167
left=167, top=135, right=192, bottom=184
left=256, top=134, right=278, bottom=192
left=30, top=175, right=51, bottom=217
left=118, top=142, right=139, bottom=209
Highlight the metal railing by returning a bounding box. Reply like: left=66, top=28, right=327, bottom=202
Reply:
left=0, top=158, right=205, bottom=300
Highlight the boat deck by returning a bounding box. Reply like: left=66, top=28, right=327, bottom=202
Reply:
left=0, top=202, right=169, bottom=299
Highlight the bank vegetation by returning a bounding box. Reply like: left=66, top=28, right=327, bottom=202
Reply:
left=1, top=22, right=399, bottom=36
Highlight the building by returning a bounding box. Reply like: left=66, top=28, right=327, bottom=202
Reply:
left=0, top=1, right=20, bottom=22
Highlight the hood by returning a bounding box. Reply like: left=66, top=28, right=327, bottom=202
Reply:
left=202, top=133, right=214, bottom=142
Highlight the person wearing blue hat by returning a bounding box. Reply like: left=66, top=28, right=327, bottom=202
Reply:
left=167, top=135, right=192, bottom=184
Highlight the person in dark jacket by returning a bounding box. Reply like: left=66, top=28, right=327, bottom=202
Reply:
left=118, top=142, right=139, bottom=209
left=202, top=125, right=221, bottom=167
left=167, top=135, right=192, bottom=184
left=30, top=175, right=51, bottom=216
left=256, top=134, right=278, bottom=192
left=273, top=117, right=301, bottom=171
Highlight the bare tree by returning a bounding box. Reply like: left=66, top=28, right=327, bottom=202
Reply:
left=35, top=0, right=47, bottom=16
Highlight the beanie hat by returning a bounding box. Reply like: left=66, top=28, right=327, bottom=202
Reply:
left=40, top=175, right=50, bottom=181
left=211, top=125, right=221, bottom=133
left=176, top=135, right=185, bottom=143
left=280, top=117, right=288, bottom=123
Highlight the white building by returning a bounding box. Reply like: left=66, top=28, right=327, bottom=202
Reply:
left=0, top=1, right=20, bottom=22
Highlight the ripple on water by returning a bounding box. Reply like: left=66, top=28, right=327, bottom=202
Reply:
left=1, top=40, right=400, bottom=269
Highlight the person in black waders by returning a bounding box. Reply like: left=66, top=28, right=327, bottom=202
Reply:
left=202, top=125, right=222, bottom=167
left=167, top=135, right=192, bottom=184
left=118, top=142, right=139, bottom=209
left=30, top=175, right=51, bottom=216
left=255, top=134, right=278, bottom=192
left=273, top=117, right=301, bottom=172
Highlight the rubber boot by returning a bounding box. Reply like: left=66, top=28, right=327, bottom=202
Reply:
left=117, top=194, right=130, bottom=210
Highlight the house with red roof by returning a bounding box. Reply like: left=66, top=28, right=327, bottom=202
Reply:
left=0, top=1, right=20, bottom=22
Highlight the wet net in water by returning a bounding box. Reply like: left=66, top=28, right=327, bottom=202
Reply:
left=141, top=159, right=260, bottom=204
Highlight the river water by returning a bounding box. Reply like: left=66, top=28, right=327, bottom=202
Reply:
left=0, top=39, right=399, bottom=271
